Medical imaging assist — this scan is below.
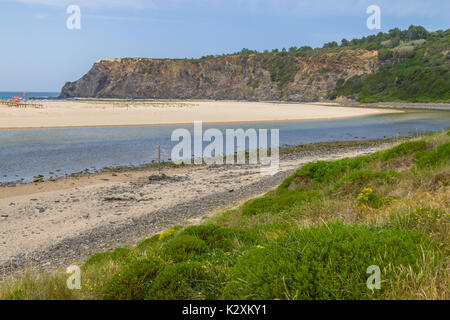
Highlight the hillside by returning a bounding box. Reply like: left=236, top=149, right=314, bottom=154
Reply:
left=60, top=26, right=449, bottom=103
left=2, top=130, right=449, bottom=299
left=329, top=26, right=450, bottom=102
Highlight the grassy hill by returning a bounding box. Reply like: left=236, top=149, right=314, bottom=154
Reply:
left=2, top=130, right=449, bottom=300
left=328, top=26, right=450, bottom=103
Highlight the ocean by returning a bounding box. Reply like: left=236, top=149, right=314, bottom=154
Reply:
left=0, top=91, right=60, bottom=100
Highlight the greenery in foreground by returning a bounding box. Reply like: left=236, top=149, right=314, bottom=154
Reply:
left=1, top=131, right=449, bottom=300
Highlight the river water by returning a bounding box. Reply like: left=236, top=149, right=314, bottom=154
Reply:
left=0, top=110, right=448, bottom=184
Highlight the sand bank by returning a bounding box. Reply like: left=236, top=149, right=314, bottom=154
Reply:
left=0, top=100, right=400, bottom=130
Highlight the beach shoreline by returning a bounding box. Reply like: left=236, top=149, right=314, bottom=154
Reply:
left=0, top=139, right=402, bottom=275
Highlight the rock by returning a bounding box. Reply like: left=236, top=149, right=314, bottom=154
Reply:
left=104, top=196, right=135, bottom=202
left=148, top=173, right=168, bottom=182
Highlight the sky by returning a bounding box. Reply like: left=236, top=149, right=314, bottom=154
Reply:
left=0, top=0, right=449, bottom=92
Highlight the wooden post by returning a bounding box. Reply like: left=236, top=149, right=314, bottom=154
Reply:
left=158, top=144, right=161, bottom=175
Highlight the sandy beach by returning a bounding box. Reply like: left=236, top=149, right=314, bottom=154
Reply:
left=0, top=100, right=400, bottom=130
left=0, top=140, right=399, bottom=274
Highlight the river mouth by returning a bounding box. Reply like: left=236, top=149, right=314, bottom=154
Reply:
left=0, top=110, right=448, bottom=184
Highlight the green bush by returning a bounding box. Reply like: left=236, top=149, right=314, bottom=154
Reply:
left=356, top=187, right=386, bottom=209
left=158, top=225, right=183, bottom=241
left=333, top=170, right=400, bottom=195
left=136, top=234, right=160, bottom=250
left=223, top=223, right=438, bottom=300
left=162, top=235, right=207, bottom=262
left=242, top=190, right=320, bottom=216
left=180, top=225, right=261, bottom=251
left=263, top=53, right=299, bottom=91
left=145, top=262, right=216, bottom=300
left=103, top=256, right=164, bottom=300
left=294, top=156, right=371, bottom=184
left=416, top=142, right=450, bottom=169
left=84, top=248, right=132, bottom=268
left=382, top=141, right=429, bottom=161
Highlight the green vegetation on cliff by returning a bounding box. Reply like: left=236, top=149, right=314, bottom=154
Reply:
left=204, top=25, right=449, bottom=103
left=2, top=130, right=449, bottom=300
left=329, top=26, right=450, bottom=102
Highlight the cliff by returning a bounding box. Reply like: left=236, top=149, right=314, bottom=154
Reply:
left=60, top=49, right=379, bottom=101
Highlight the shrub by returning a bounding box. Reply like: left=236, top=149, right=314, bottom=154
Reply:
left=136, top=234, right=160, bottom=250
left=158, top=225, right=183, bottom=241
left=242, top=190, right=320, bottom=216
left=162, top=235, right=207, bottom=262
left=103, top=256, right=164, bottom=300
left=253, top=223, right=297, bottom=240
left=180, top=225, right=261, bottom=251
left=416, top=142, right=450, bottom=169
left=84, top=248, right=132, bottom=268
left=356, top=187, right=386, bottom=209
left=223, top=223, right=438, bottom=300
left=382, top=141, right=429, bottom=161
left=334, top=170, right=400, bottom=195
left=263, top=53, right=299, bottom=90
left=145, top=262, right=216, bottom=300
left=294, top=156, right=370, bottom=184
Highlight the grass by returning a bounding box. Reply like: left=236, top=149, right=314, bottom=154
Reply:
left=1, top=130, right=448, bottom=300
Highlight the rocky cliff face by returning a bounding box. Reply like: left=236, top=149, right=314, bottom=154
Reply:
left=60, top=49, right=379, bottom=101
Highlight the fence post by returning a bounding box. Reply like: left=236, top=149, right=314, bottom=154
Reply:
left=158, top=145, right=161, bottom=175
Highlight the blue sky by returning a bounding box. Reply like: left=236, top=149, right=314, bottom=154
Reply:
left=1, top=0, right=449, bottom=92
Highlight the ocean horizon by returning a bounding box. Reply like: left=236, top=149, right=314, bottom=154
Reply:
left=0, top=91, right=59, bottom=100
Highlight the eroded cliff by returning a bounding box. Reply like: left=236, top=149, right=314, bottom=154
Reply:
left=60, top=49, right=379, bottom=101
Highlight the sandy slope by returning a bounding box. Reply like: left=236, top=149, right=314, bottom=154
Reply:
left=0, top=100, right=399, bottom=129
